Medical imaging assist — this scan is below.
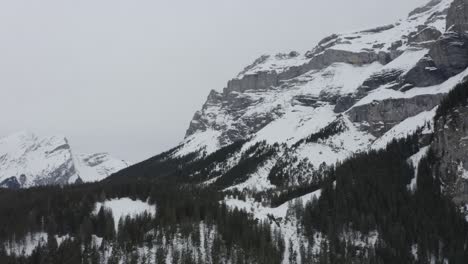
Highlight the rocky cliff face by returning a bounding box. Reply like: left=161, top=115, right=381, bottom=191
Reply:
left=432, top=96, right=468, bottom=204
left=174, top=0, right=468, bottom=196
left=0, top=131, right=129, bottom=188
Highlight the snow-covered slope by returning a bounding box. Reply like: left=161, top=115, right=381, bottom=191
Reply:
left=0, top=131, right=129, bottom=188
left=172, top=0, right=468, bottom=193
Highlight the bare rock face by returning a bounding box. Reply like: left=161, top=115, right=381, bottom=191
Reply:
left=403, top=0, right=468, bottom=88
left=430, top=29, right=468, bottom=76
left=304, top=49, right=394, bottom=73
left=403, top=30, right=468, bottom=88
left=447, top=0, right=468, bottom=31
left=408, top=26, right=443, bottom=47
left=227, top=72, right=279, bottom=93
left=403, top=54, right=447, bottom=88
left=360, top=69, right=405, bottom=93
left=432, top=104, right=468, bottom=204
left=347, top=94, right=443, bottom=137
left=185, top=88, right=283, bottom=145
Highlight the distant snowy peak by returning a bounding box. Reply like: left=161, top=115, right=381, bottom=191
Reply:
left=0, top=131, right=129, bottom=188
left=73, top=152, right=130, bottom=184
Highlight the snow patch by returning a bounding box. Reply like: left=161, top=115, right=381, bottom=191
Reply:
left=458, top=163, right=468, bottom=180
left=408, top=146, right=430, bottom=191
left=175, top=129, right=221, bottom=157
left=93, top=198, right=156, bottom=231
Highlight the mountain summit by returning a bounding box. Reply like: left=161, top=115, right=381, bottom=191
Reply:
left=0, top=131, right=129, bottom=188
left=181, top=0, right=456, bottom=156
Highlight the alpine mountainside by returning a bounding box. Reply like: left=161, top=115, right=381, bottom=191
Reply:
left=0, top=131, right=130, bottom=188
left=1, top=0, right=468, bottom=263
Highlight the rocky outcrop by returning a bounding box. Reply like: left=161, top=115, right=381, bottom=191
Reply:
left=447, top=0, right=468, bottom=31
left=227, top=72, right=279, bottom=93
left=225, top=48, right=394, bottom=95
left=360, top=69, right=404, bottom=93
left=430, top=29, right=468, bottom=76
left=185, top=89, right=283, bottom=144
left=402, top=0, right=468, bottom=88
left=403, top=30, right=468, bottom=88
left=402, top=54, right=447, bottom=88
left=432, top=104, right=468, bottom=204
left=408, top=26, right=442, bottom=47
left=347, top=94, right=443, bottom=137
left=303, top=49, right=392, bottom=71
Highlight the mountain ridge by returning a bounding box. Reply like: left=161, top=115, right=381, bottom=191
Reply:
left=181, top=0, right=453, bottom=156
left=0, top=131, right=130, bottom=188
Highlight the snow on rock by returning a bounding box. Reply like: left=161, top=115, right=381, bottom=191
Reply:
left=174, top=129, right=221, bottom=157
left=0, top=131, right=129, bottom=188
left=0, top=131, right=76, bottom=188
left=293, top=62, right=384, bottom=97
left=182, top=0, right=456, bottom=162
left=371, top=108, right=437, bottom=150
left=322, top=0, right=449, bottom=54
left=237, top=52, right=309, bottom=79
left=353, top=67, right=468, bottom=108
left=93, top=198, right=156, bottom=230
left=380, top=48, right=429, bottom=75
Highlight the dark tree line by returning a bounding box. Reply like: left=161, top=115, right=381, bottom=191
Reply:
left=435, top=80, right=468, bottom=120
left=300, top=134, right=468, bottom=263
left=0, top=145, right=283, bottom=264
left=293, top=117, right=348, bottom=148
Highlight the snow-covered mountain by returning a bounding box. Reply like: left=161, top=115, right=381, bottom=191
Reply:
left=4, top=1, right=468, bottom=263
left=173, top=0, right=468, bottom=192
left=0, top=131, right=130, bottom=188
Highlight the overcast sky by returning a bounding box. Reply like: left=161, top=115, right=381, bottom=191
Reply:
left=0, top=0, right=427, bottom=162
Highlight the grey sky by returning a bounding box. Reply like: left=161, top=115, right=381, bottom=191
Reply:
left=0, top=0, right=426, bottom=162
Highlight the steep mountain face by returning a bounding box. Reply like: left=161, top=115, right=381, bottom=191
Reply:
left=432, top=84, right=468, bottom=205
left=0, top=131, right=129, bottom=188
left=176, top=0, right=467, bottom=191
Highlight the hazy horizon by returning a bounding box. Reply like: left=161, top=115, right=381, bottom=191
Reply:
left=0, top=0, right=427, bottom=162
